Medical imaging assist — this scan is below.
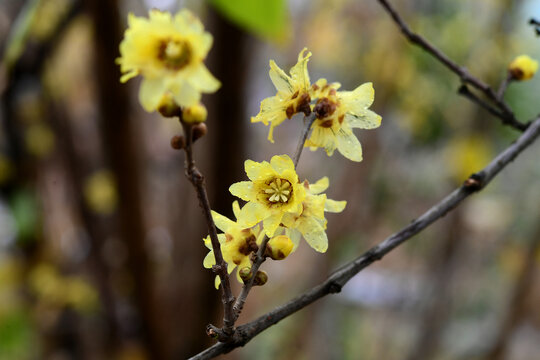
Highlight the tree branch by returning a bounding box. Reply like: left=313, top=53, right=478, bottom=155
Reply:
left=188, top=115, right=540, bottom=359
left=293, top=113, right=316, bottom=167
left=181, top=122, right=236, bottom=338
left=376, top=0, right=528, bottom=131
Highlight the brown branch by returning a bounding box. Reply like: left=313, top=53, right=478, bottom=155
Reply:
left=376, top=0, right=528, bottom=131
left=496, top=73, right=514, bottom=100
left=293, top=113, right=317, bottom=168
left=188, top=115, right=540, bottom=359
left=232, top=236, right=270, bottom=319
left=181, top=122, right=236, bottom=338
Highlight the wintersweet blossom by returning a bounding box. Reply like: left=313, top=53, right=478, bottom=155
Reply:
left=203, top=201, right=263, bottom=288
left=252, top=48, right=312, bottom=142
left=117, top=9, right=220, bottom=111
left=305, top=79, right=382, bottom=162
left=508, top=55, right=538, bottom=81
left=281, top=177, right=346, bottom=253
left=229, top=155, right=306, bottom=237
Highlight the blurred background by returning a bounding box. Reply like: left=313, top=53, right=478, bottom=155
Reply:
left=0, top=0, right=540, bottom=359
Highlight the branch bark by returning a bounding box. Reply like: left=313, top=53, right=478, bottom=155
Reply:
left=188, top=115, right=540, bottom=359
left=376, top=0, right=528, bottom=131
left=181, top=122, right=236, bottom=337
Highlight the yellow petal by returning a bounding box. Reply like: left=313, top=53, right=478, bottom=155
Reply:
left=211, top=210, right=235, bottom=233
left=339, top=82, right=375, bottom=110
left=270, top=154, right=295, bottom=175
left=269, top=60, right=294, bottom=93
left=245, top=159, right=273, bottom=181
left=189, top=65, right=221, bottom=92
left=170, top=78, right=200, bottom=107
left=289, top=48, right=311, bottom=90
left=285, top=228, right=302, bottom=251
left=263, top=212, right=282, bottom=237
left=308, top=177, right=329, bottom=194
left=345, top=110, right=382, bottom=130
left=336, top=129, right=363, bottom=162
left=229, top=181, right=256, bottom=201
left=203, top=251, right=215, bottom=268
left=325, top=199, right=347, bottom=213
left=298, top=217, right=327, bottom=253
left=239, top=202, right=266, bottom=227
left=139, top=78, right=167, bottom=112
left=232, top=201, right=241, bottom=221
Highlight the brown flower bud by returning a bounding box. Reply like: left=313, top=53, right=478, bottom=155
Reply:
left=192, top=123, right=207, bottom=142
left=170, top=135, right=185, bottom=150
left=157, top=93, right=182, bottom=118
left=253, top=270, right=268, bottom=286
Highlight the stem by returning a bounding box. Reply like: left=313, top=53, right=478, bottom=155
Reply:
left=189, top=115, right=540, bottom=359
left=232, top=236, right=271, bottom=319
left=376, top=0, right=527, bottom=131
left=181, top=121, right=236, bottom=337
left=293, top=113, right=317, bottom=168
left=496, top=73, right=513, bottom=100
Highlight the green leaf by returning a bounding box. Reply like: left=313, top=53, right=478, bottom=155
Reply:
left=209, top=0, right=289, bottom=41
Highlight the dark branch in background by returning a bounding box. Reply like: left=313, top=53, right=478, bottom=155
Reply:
left=529, top=18, right=540, bottom=36
left=376, top=0, right=528, bottom=132
left=181, top=121, right=236, bottom=337
left=189, top=117, right=540, bottom=359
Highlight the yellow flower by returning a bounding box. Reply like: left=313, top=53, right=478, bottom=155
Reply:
left=251, top=48, right=312, bottom=142
left=306, top=79, right=381, bottom=162
left=117, top=9, right=220, bottom=111
left=229, top=155, right=306, bottom=237
left=281, top=177, right=346, bottom=253
left=508, top=55, right=538, bottom=81
left=83, top=170, right=118, bottom=215
left=203, top=201, right=263, bottom=288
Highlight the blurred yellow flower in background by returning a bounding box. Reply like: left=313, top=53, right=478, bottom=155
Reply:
left=445, top=135, right=492, bottom=183
left=252, top=48, right=312, bottom=142
left=508, top=55, right=538, bottom=81
left=118, top=9, right=220, bottom=111
left=83, top=170, right=118, bottom=215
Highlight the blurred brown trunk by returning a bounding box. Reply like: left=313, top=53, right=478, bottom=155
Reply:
left=406, top=209, right=464, bottom=360
left=84, top=0, right=166, bottom=358
left=483, top=223, right=540, bottom=360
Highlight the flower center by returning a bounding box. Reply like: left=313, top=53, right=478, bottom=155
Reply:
left=265, top=178, right=292, bottom=203
left=158, top=39, right=192, bottom=70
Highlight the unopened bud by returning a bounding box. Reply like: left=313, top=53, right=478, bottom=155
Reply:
left=192, top=123, right=207, bottom=142
left=157, top=93, right=182, bottom=118
left=253, top=270, right=268, bottom=286
left=182, top=103, right=208, bottom=124
left=238, top=267, right=252, bottom=283
left=170, top=135, right=185, bottom=150
left=508, top=55, right=538, bottom=81
left=266, top=235, right=294, bottom=260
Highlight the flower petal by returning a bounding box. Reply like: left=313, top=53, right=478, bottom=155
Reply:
left=345, top=109, right=382, bottom=130
left=238, top=202, right=266, bottom=227
left=325, top=199, right=347, bottom=213
left=189, top=65, right=221, bottom=92
left=245, top=160, right=273, bottom=181
left=270, top=154, right=295, bottom=175
left=263, top=212, right=282, bottom=237
left=269, top=60, right=293, bottom=94
left=211, top=210, right=235, bottom=233
left=308, top=177, right=329, bottom=194
left=139, top=78, right=167, bottom=112
left=298, top=217, right=328, bottom=253
left=289, top=48, right=311, bottom=90
left=339, top=82, right=375, bottom=110
left=229, top=181, right=256, bottom=201
left=336, top=128, right=363, bottom=162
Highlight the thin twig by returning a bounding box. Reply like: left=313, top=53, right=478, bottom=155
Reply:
left=496, top=73, right=513, bottom=100
left=293, top=113, right=317, bottom=168
left=458, top=85, right=505, bottom=119
left=181, top=121, right=236, bottom=338
left=188, top=115, right=540, bottom=359
left=232, top=236, right=271, bottom=319
left=376, top=0, right=528, bottom=131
